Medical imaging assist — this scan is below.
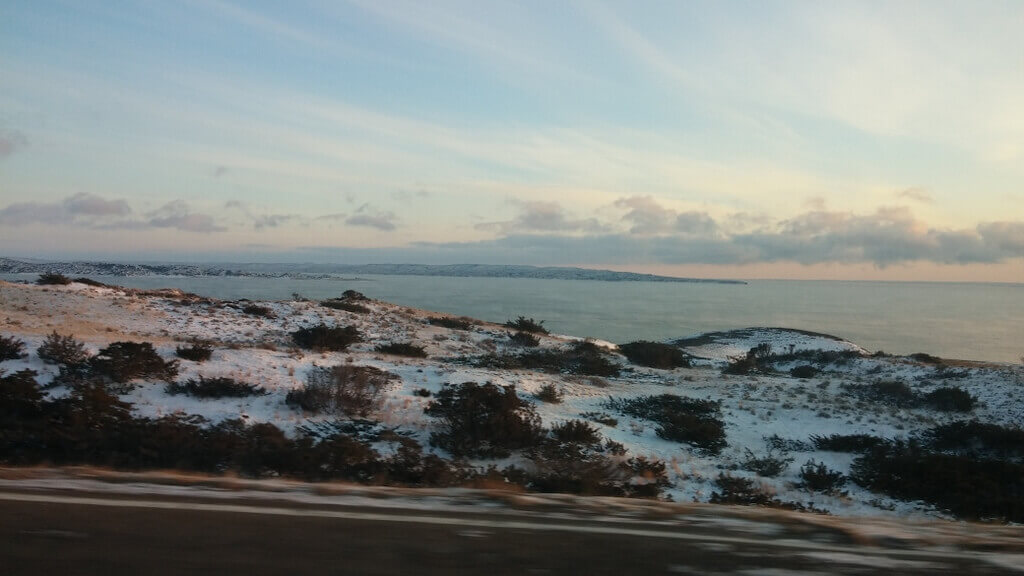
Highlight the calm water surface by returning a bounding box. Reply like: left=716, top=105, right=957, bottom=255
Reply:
left=4, top=274, right=1021, bottom=363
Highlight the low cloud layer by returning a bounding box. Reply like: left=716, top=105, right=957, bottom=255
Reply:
left=0, top=194, right=223, bottom=233
left=346, top=204, right=397, bottom=231
left=476, top=200, right=606, bottom=234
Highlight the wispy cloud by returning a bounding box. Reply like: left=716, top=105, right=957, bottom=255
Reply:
left=346, top=204, right=397, bottom=231
left=475, top=200, right=606, bottom=235
left=0, top=130, right=28, bottom=160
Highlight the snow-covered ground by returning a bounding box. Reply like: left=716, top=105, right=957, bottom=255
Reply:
left=3, top=279, right=1023, bottom=521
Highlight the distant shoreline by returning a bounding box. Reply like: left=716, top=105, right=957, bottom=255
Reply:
left=0, top=258, right=747, bottom=285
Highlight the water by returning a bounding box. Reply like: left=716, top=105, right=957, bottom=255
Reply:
left=4, top=274, right=1022, bottom=363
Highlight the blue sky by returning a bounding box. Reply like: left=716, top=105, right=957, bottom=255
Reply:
left=1, top=0, right=1022, bottom=281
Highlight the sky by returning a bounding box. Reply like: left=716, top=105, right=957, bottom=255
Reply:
left=1, top=1, right=1023, bottom=282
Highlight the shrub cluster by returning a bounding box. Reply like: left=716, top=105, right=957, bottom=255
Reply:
left=789, top=365, right=819, bottom=378
left=375, top=342, right=428, bottom=358
left=851, top=442, right=1024, bottom=522
left=88, top=341, right=179, bottom=389
left=504, top=316, right=549, bottom=335
left=242, top=304, right=273, bottom=317
left=722, top=343, right=773, bottom=375
left=810, top=433, right=888, bottom=453
left=508, top=331, right=540, bottom=347
left=618, top=341, right=690, bottom=369
left=797, top=459, right=847, bottom=493
left=0, top=370, right=459, bottom=485
left=922, top=420, right=1024, bottom=460
left=37, top=332, right=90, bottom=367
left=286, top=365, right=397, bottom=417
left=605, top=394, right=726, bottom=454
left=579, top=411, right=618, bottom=427
left=550, top=420, right=602, bottom=445
left=533, top=383, right=563, bottom=404
left=291, top=324, right=362, bottom=352
left=36, top=272, right=72, bottom=285
left=166, top=377, right=266, bottom=399
left=322, top=299, right=370, bottom=314
left=427, top=316, right=474, bottom=331
left=425, top=382, right=545, bottom=458
left=842, top=381, right=976, bottom=412
left=0, top=335, right=27, bottom=362
left=475, top=341, right=620, bottom=377
left=176, top=343, right=213, bottom=362
left=740, top=448, right=793, bottom=477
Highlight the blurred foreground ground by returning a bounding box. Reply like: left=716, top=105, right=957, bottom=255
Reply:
left=1, top=468, right=1022, bottom=575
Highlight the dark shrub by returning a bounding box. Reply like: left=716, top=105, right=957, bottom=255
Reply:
left=505, top=316, right=548, bottom=335
left=741, top=448, right=793, bottom=478
left=242, top=304, right=273, bottom=317
left=722, top=343, right=773, bottom=375
left=72, top=277, right=110, bottom=287
left=797, top=459, right=847, bottom=493
left=37, top=332, right=90, bottom=367
left=550, top=420, right=601, bottom=445
left=37, top=272, right=71, bottom=285
left=790, top=365, right=819, bottom=378
left=0, top=335, right=27, bottom=362
left=508, top=331, right=540, bottom=347
left=923, top=386, right=976, bottom=412
left=166, top=376, right=265, bottom=399
left=176, top=343, right=213, bottom=362
left=476, top=341, right=620, bottom=377
left=428, top=316, right=473, bottom=330
left=341, top=289, right=368, bottom=301
left=88, top=341, right=178, bottom=387
left=534, top=383, right=562, bottom=404
left=291, top=324, right=362, bottom=352
left=286, top=365, right=397, bottom=417
left=851, top=443, right=1024, bottom=522
left=909, top=352, right=943, bottom=364
left=375, top=342, right=428, bottom=358
left=618, top=341, right=690, bottom=369
left=810, top=433, right=888, bottom=453
left=605, top=394, right=726, bottom=454
left=580, top=411, right=618, bottom=427
left=322, top=299, right=370, bottom=314
left=413, top=387, right=431, bottom=397
left=709, top=474, right=777, bottom=506
left=923, top=420, right=1024, bottom=460
left=764, top=434, right=813, bottom=453
left=425, top=382, right=545, bottom=458
left=844, top=380, right=919, bottom=408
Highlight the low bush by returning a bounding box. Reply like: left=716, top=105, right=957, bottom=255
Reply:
left=843, top=380, right=918, bottom=408
left=923, top=386, right=976, bottom=412
left=618, top=341, right=690, bottom=369
left=923, top=420, right=1024, bottom=460
left=790, top=365, right=819, bottom=378
left=763, top=434, right=813, bottom=453
left=605, top=394, right=726, bottom=454
left=741, top=448, right=793, bottom=477
left=797, top=459, right=847, bottom=493
left=36, top=272, right=71, bottom=285
left=722, top=343, right=773, bottom=375
left=475, top=341, right=620, bottom=377
left=340, top=289, right=368, bottom=301
left=88, top=341, right=178, bottom=388
left=550, top=420, right=602, bottom=445
left=909, top=352, right=943, bottom=364
left=166, top=377, right=266, bottom=399
left=0, top=335, right=27, bottom=362
left=505, top=316, right=549, bottom=335
left=709, top=474, right=777, bottom=506
left=413, top=387, right=431, bottom=397
left=72, top=277, right=110, bottom=287
left=176, top=343, right=213, bottom=362
left=851, top=443, right=1024, bottom=522
left=428, top=316, right=474, bottom=330
left=376, top=342, right=428, bottom=358
left=508, top=331, right=540, bottom=347
left=242, top=304, right=273, bottom=317
left=534, top=383, right=563, bottom=403
left=291, top=324, right=362, bottom=352
left=810, top=433, right=888, bottom=453
left=37, top=332, right=90, bottom=367
left=425, top=382, right=545, bottom=458
left=286, top=365, right=397, bottom=417
left=322, top=299, right=370, bottom=314
left=579, top=411, right=618, bottom=427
